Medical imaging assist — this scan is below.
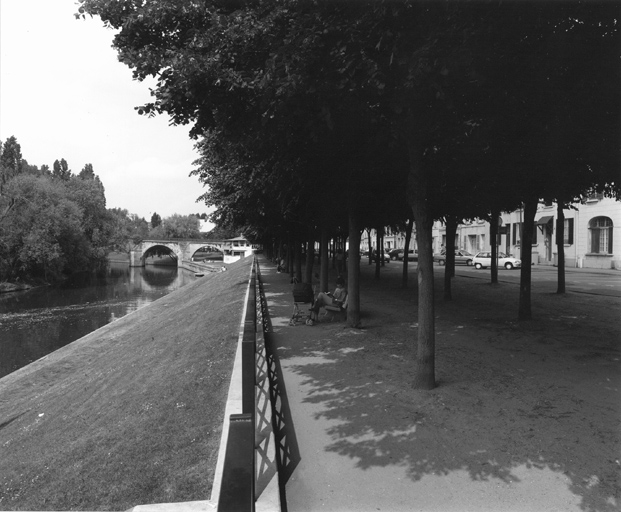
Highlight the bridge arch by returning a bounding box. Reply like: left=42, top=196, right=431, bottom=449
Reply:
left=142, top=244, right=180, bottom=266
left=130, top=239, right=227, bottom=267
left=190, top=244, right=224, bottom=262
left=131, top=241, right=183, bottom=267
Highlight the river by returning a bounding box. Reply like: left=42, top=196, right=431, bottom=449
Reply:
left=0, top=262, right=198, bottom=380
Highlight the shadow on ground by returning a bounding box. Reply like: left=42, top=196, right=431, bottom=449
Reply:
left=262, top=260, right=620, bottom=512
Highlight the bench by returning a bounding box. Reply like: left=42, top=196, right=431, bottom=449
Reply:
left=323, top=293, right=348, bottom=322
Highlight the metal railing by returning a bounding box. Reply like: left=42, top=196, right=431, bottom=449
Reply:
left=217, top=261, right=258, bottom=512
left=217, top=258, right=293, bottom=512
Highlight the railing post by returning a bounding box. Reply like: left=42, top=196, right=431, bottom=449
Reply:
left=217, top=413, right=255, bottom=512
left=242, top=264, right=257, bottom=415
left=218, top=259, right=258, bottom=512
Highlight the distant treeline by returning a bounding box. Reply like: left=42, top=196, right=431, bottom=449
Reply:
left=0, top=136, right=218, bottom=283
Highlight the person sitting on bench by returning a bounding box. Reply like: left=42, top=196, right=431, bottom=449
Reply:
left=309, top=276, right=347, bottom=321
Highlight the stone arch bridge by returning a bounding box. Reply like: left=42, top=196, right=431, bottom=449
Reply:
left=130, top=239, right=225, bottom=267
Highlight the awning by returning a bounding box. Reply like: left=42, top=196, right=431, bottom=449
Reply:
left=536, top=216, right=554, bottom=225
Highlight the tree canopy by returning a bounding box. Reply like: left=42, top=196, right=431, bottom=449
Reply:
left=78, top=0, right=620, bottom=388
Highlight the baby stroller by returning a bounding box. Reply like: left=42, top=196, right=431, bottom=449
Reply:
left=289, top=279, right=315, bottom=326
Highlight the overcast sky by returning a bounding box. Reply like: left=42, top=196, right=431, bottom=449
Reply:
left=0, top=0, right=213, bottom=223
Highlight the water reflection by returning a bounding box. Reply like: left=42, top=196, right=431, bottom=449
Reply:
left=0, top=263, right=196, bottom=379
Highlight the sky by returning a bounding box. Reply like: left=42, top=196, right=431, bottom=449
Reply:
left=0, top=0, right=214, bottom=225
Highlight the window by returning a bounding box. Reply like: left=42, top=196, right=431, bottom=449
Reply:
left=563, top=218, right=574, bottom=245
left=513, top=223, right=521, bottom=245
left=468, top=234, right=477, bottom=252
left=531, top=223, right=539, bottom=244
left=589, top=217, right=613, bottom=254
left=512, top=222, right=537, bottom=245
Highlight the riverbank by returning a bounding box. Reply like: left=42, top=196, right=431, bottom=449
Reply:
left=0, top=281, right=34, bottom=294
left=0, top=253, right=171, bottom=295
left=0, top=257, right=253, bottom=510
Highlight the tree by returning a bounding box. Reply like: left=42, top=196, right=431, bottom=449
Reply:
left=203, top=225, right=237, bottom=241
left=0, top=174, right=88, bottom=280
left=1, top=136, right=24, bottom=222
left=107, top=208, right=149, bottom=252
left=150, top=212, right=162, bottom=229
left=78, top=163, right=96, bottom=180
left=78, top=0, right=620, bottom=388
left=0, top=140, right=127, bottom=281
left=0, top=136, right=23, bottom=183
left=401, top=215, right=414, bottom=288
left=150, top=214, right=200, bottom=239
left=65, top=174, right=110, bottom=269
left=74, top=0, right=489, bottom=386
left=478, top=4, right=621, bottom=316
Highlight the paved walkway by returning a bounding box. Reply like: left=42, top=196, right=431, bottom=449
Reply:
left=257, top=256, right=434, bottom=512
left=255, top=255, right=620, bottom=512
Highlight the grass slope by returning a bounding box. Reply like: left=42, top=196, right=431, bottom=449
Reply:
left=0, top=257, right=253, bottom=511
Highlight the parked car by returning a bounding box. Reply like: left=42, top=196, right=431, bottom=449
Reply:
left=472, top=251, right=521, bottom=270
left=388, top=249, right=418, bottom=261
left=399, top=250, right=418, bottom=261
left=360, top=249, right=392, bottom=262
left=371, top=249, right=391, bottom=263
left=434, top=249, right=474, bottom=266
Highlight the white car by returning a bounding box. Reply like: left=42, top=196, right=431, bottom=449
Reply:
left=472, top=251, right=521, bottom=270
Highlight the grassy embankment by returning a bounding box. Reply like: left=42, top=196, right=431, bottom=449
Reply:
left=0, top=257, right=253, bottom=510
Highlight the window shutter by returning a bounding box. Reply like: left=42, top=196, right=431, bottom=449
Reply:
left=568, top=218, right=574, bottom=245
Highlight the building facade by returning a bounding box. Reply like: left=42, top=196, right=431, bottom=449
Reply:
left=432, top=197, right=620, bottom=270
left=359, top=226, right=417, bottom=253
left=360, top=197, right=620, bottom=270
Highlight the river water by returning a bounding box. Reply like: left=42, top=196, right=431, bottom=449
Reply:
left=0, top=262, right=197, bottom=380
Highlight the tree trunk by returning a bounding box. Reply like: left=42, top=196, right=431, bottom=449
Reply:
left=443, top=216, right=457, bottom=300
left=366, top=229, right=372, bottom=265
left=518, top=199, right=537, bottom=320
left=412, top=205, right=435, bottom=389
left=490, top=210, right=499, bottom=284
left=374, top=228, right=381, bottom=279
left=407, top=132, right=436, bottom=390
left=402, top=214, right=414, bottom=288
left=304, top=227, right=315, bottom=284
left=286, top=236, right=293, bottom=277
left=319, top=227, right=329, bottom=292
left=294, top=237, right=302, bottom=282
left=347, top=211, right=361, bottom=328
left=556, top=203, right=566, bottom=294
